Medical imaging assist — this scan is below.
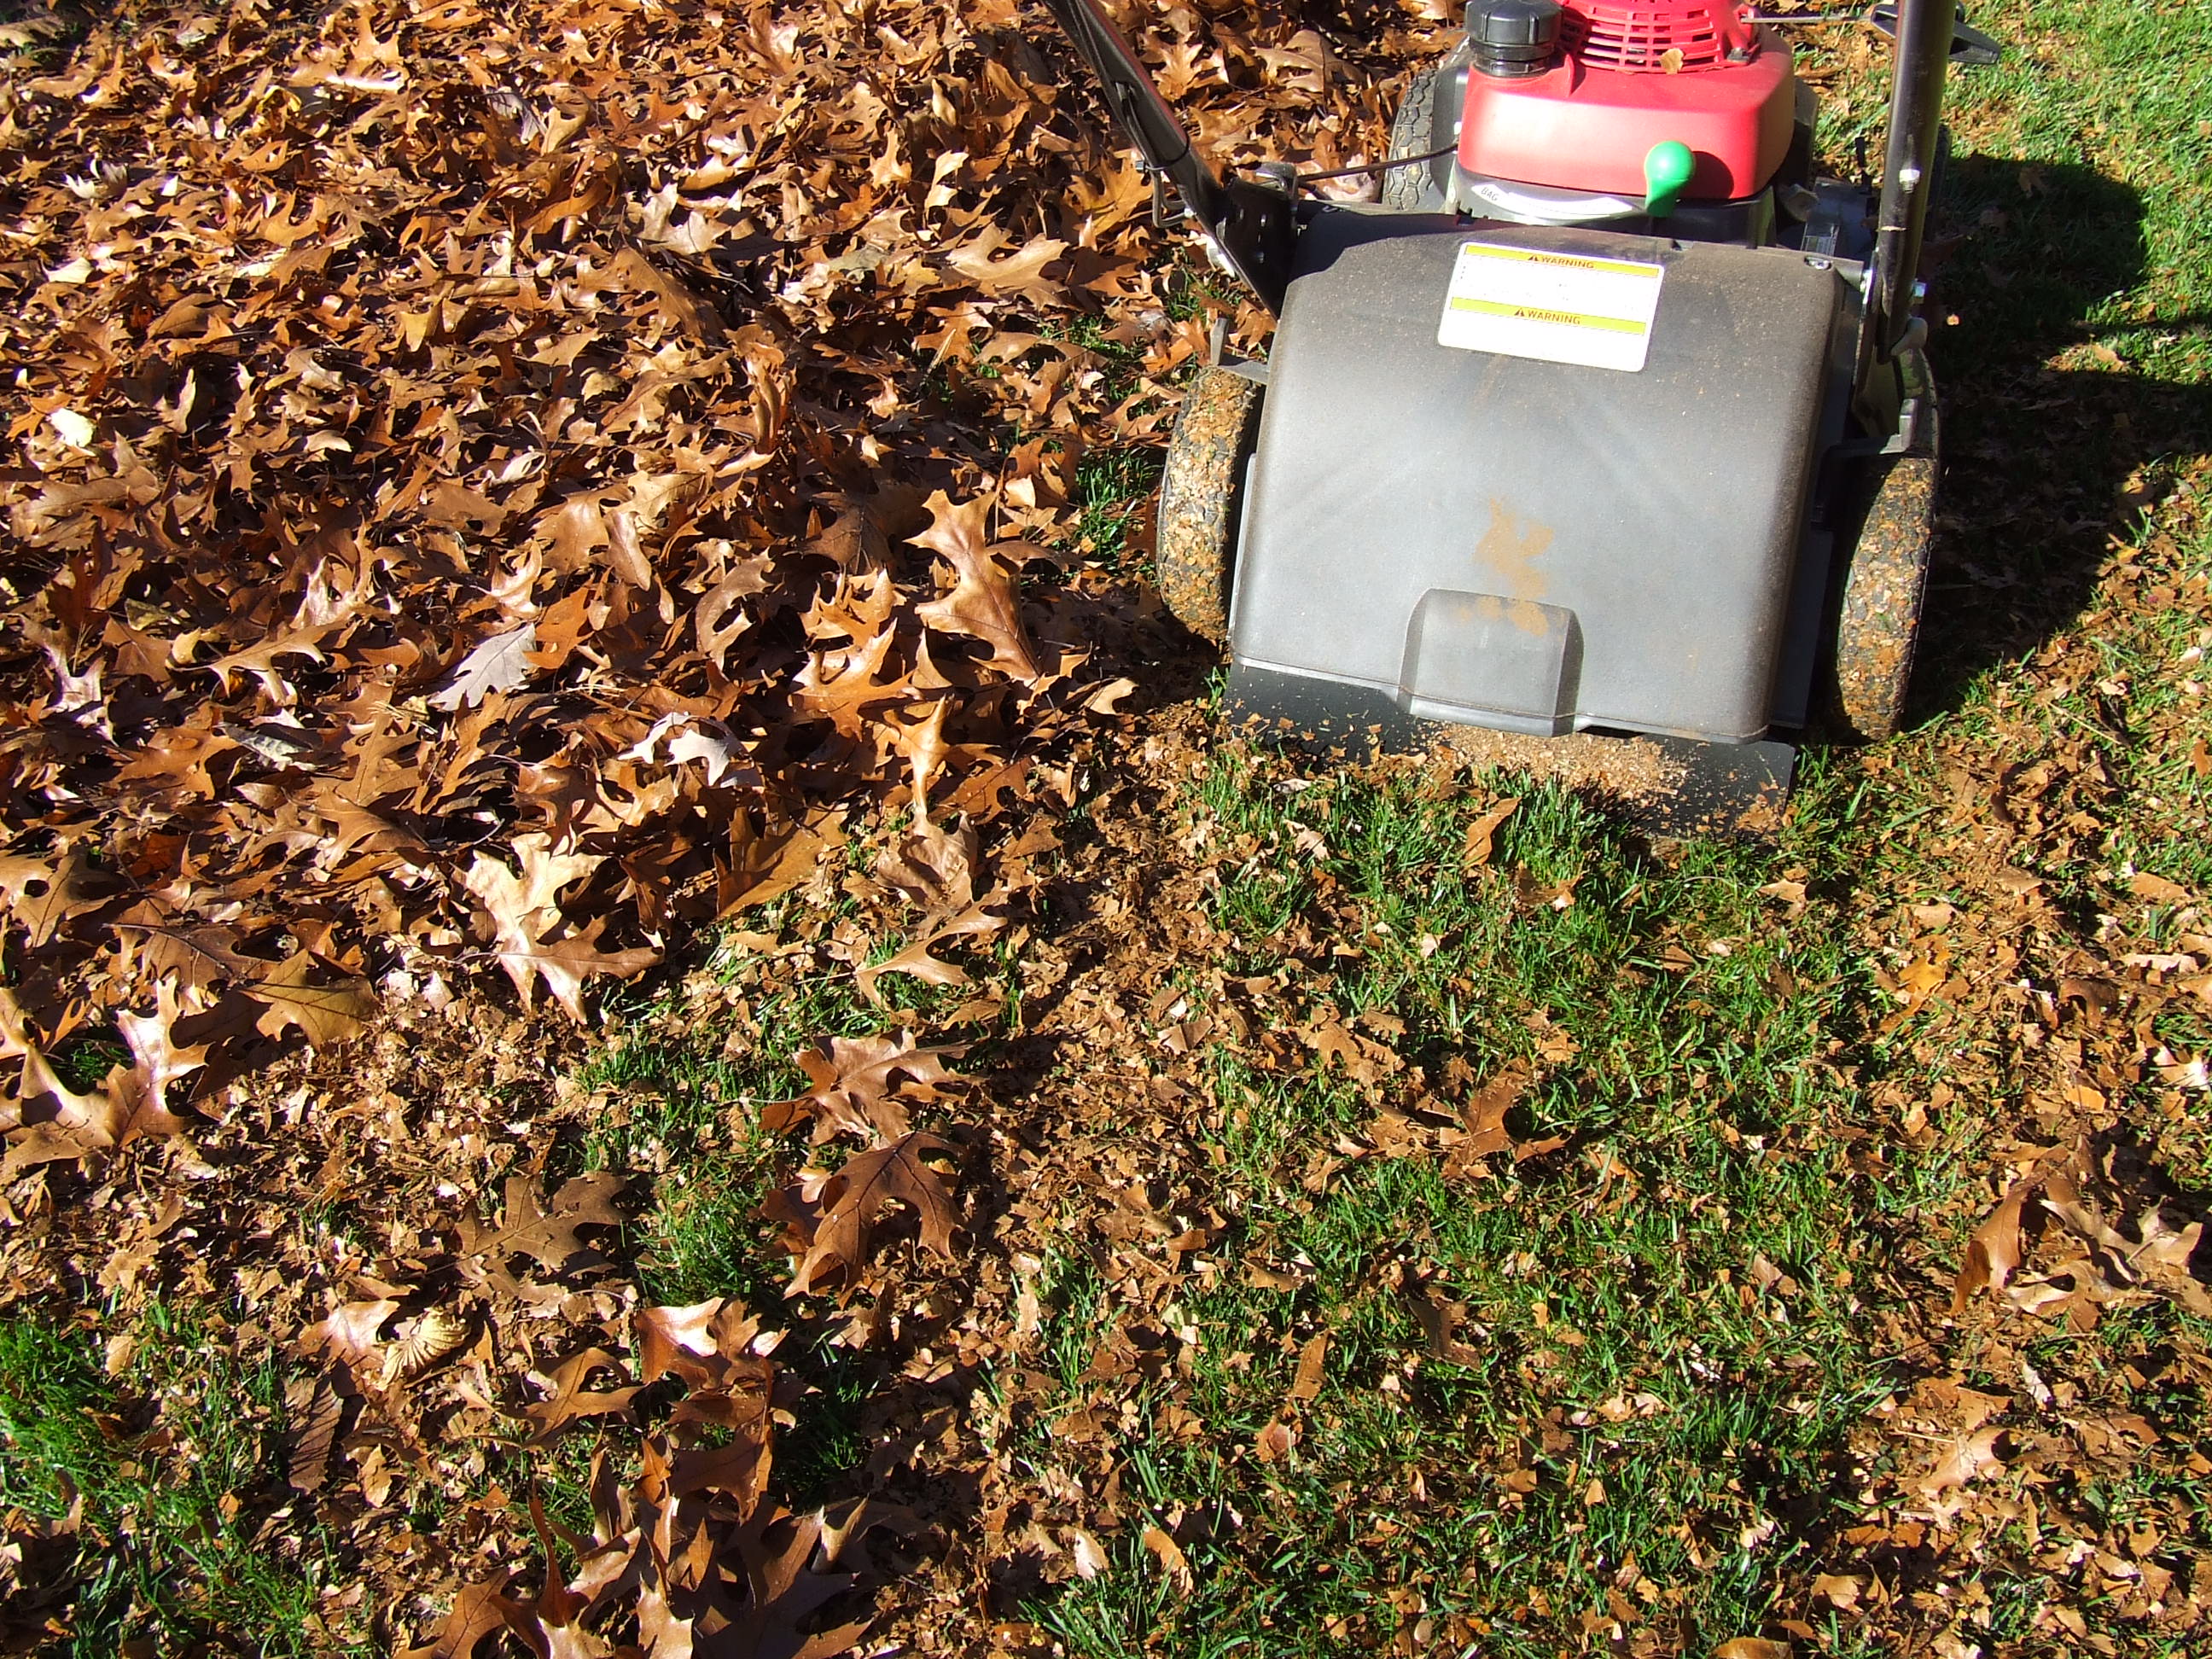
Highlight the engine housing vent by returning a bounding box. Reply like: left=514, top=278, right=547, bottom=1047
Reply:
left=1562, top=1, right=1758, bottom=71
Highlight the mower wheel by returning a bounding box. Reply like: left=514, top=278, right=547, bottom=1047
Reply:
left=1828, top=414, right=1940, bottom=742
left=1382, top=69, right=1441, bottom=212
left=1155, top=366, right=1262, bottom=643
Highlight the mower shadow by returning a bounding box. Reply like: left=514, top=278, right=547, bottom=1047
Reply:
left=1909, top=154, right=2211, bottom=719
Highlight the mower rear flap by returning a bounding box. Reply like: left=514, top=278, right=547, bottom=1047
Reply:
left=1228, top=208, right=1843, bottom=746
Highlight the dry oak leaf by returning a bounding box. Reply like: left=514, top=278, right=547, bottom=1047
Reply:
left=285, top=1374, right=344, bottom=1493
left=1287, top=1331, right=1329, bottom=1403
left=785, top=1132, right=961, bottom=1296
left=1462, top=797, right=1520, bottom=869
left=1714, top=1642, right=1792, bottom=1659
left=636, top=1295, right=769, bottom=1386
left=524, top=1347, right=644, bottom=1443
left=463, top=835, right=658, bottom=1018
left=0, top=847, right=118, bottom=947
left=941, top=228, right=1068, bottom=307
left=1921, top=1425, right=2007, bottom=1493
left=909, top=491, right=1044, bottom=680
left=299, top=1299, right=400, bottom=1368
left=432, top=622, right=538, bottom=711
left=1953, top=1179, right=2032, bottom=1310
left=397, top=1575, right=537, bottom=1659
left=3, top=1027, right=197, bottom=1176
left=761, top=1031, right=964, bottom=1144
left=855, top=913, right=1003, bottom=1004
left=242, top=952, right=374, bottom=1045
left=457, top=1171, right=626, bottom=1282
left=1143, top=1524, right=1195, bottom=1593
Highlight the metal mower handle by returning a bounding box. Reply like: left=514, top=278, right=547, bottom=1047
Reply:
left=1869, top=0, right=1953, bottom=359
left=1041, top=0, right=1296, bottom=311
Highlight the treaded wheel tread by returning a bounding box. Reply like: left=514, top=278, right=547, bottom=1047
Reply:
left=1382, top=69, right=1440, bottom=212
left=1831, top=432, right=1939, bottom=742
left=1155, top=368, right=1263, bottom=643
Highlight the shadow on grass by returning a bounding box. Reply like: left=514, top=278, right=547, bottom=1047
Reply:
left=1912, top=153, right=2212, bottom=719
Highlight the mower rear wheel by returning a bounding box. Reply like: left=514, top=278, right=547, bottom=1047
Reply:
left=1828, top=416, right=1941, bottom=742
left=1155, top=366, right=1263, bottom=643
left=1382, top=69, right=1441, bottom=212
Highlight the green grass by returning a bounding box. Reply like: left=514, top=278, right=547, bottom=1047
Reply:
left=1014, top=761, right=1951, bottom=1654
left=0, top=1304, right=364, bottom=1657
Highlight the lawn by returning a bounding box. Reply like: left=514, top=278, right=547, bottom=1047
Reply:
left=1, top=0, right=2208, bottom=1655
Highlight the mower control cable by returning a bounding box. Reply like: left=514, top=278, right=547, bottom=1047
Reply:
left=1285, top=143, right=1455, bottom=189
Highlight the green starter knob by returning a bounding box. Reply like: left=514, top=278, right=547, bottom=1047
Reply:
left=1643, top=140, right=1696, bottom=218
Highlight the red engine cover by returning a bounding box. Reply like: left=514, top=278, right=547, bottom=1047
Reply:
left=1457, top=10, right=1796, bottom=201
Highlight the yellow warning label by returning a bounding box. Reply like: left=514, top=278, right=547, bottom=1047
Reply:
left=1456, top=243, right=1662, bottom=280
left=1438, top=240, right=1667, bottom=371
left=1447, top=296, right=1649, bottom=335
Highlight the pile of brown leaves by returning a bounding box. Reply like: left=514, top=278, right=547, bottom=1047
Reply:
left=0, top=0, right=1424, bottom=1169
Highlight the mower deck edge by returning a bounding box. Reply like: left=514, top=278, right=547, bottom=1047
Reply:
left=1225, top=664, right=1796, bottom=841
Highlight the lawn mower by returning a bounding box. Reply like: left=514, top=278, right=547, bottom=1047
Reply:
left=1045, top=0, right=1988, bottom=829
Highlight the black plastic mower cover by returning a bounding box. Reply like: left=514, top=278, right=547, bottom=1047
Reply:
left=1042, top=0, right=1296, bottom=311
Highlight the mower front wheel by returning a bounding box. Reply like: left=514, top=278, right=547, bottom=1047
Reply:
left=1382, top=68, right=1444, bottom=212
left=1155, top=366, right=1263, bottom=644
left=1827, top=416, right=1940, bottom=742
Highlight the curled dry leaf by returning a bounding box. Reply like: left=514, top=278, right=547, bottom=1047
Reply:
left=909, top=491, right=1045, bottom=681
left=378, top=1307, right=470, bottom=1386
left=1143, top=1524, right=1195, bottom=1593
left=1287, top=1331, right=1329, bottom=1404
left=760, top=1032, right=966, bottom=1145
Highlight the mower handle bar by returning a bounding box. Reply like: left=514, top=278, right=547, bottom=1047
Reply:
left=1040, top=0, right=1295, bottom=310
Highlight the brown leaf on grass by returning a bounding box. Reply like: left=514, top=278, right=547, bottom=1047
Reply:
left=1253, top=1419, right=1295, bottom=1463
left=2132, top=870, right=2194, bottom=905
left=760, top=1033, right=965, bottom=1144
left=1811, top=1574, right=1863, bottom=1610
left=1287, top=1331, right=1329, bottom=1403
left=3, top=1033, right=195, bottom=1175
left=1457, top=1065, right=1528, bottom=1158
left=910, top=492, right=1044, bottom=681
left=463, top=836, right=659, bottom=1018
left=941, top=230, right=1068, bottom=307
left=875, top=818, right=980, bottom=911
left=1953, top=1179, right=2033, bottom=1310
left=782, top=1132, right=960, bottom=1296
left=1403, top=1275, right=1484, bottom=1367
left=1955, top=1138, right=2212, bottom=1319
left=1143, top=1524, right=1195, bottom=1593
left=1921, top=1425, right=2008, bottom=1493
left=299, top=1299, right=399, bottom=1368
left=457, top=1172, right=625, bottom=1283
left=723, top=811, right=846, bottom=915
left=1462, top=798, right=1520, bottom=869
left=396, top=1576, right=533, bottom=1659
left=857, top=901, right=1007, bottom=1004
left=1714, top=1641, right=1792, bottom=1659
left=286, top=1375, right=343, bottom=1493
left=524, top=1348, right=643, bottom=1443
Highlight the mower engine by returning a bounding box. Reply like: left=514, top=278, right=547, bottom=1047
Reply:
left=1400, top=0, right=1814, bottom=245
